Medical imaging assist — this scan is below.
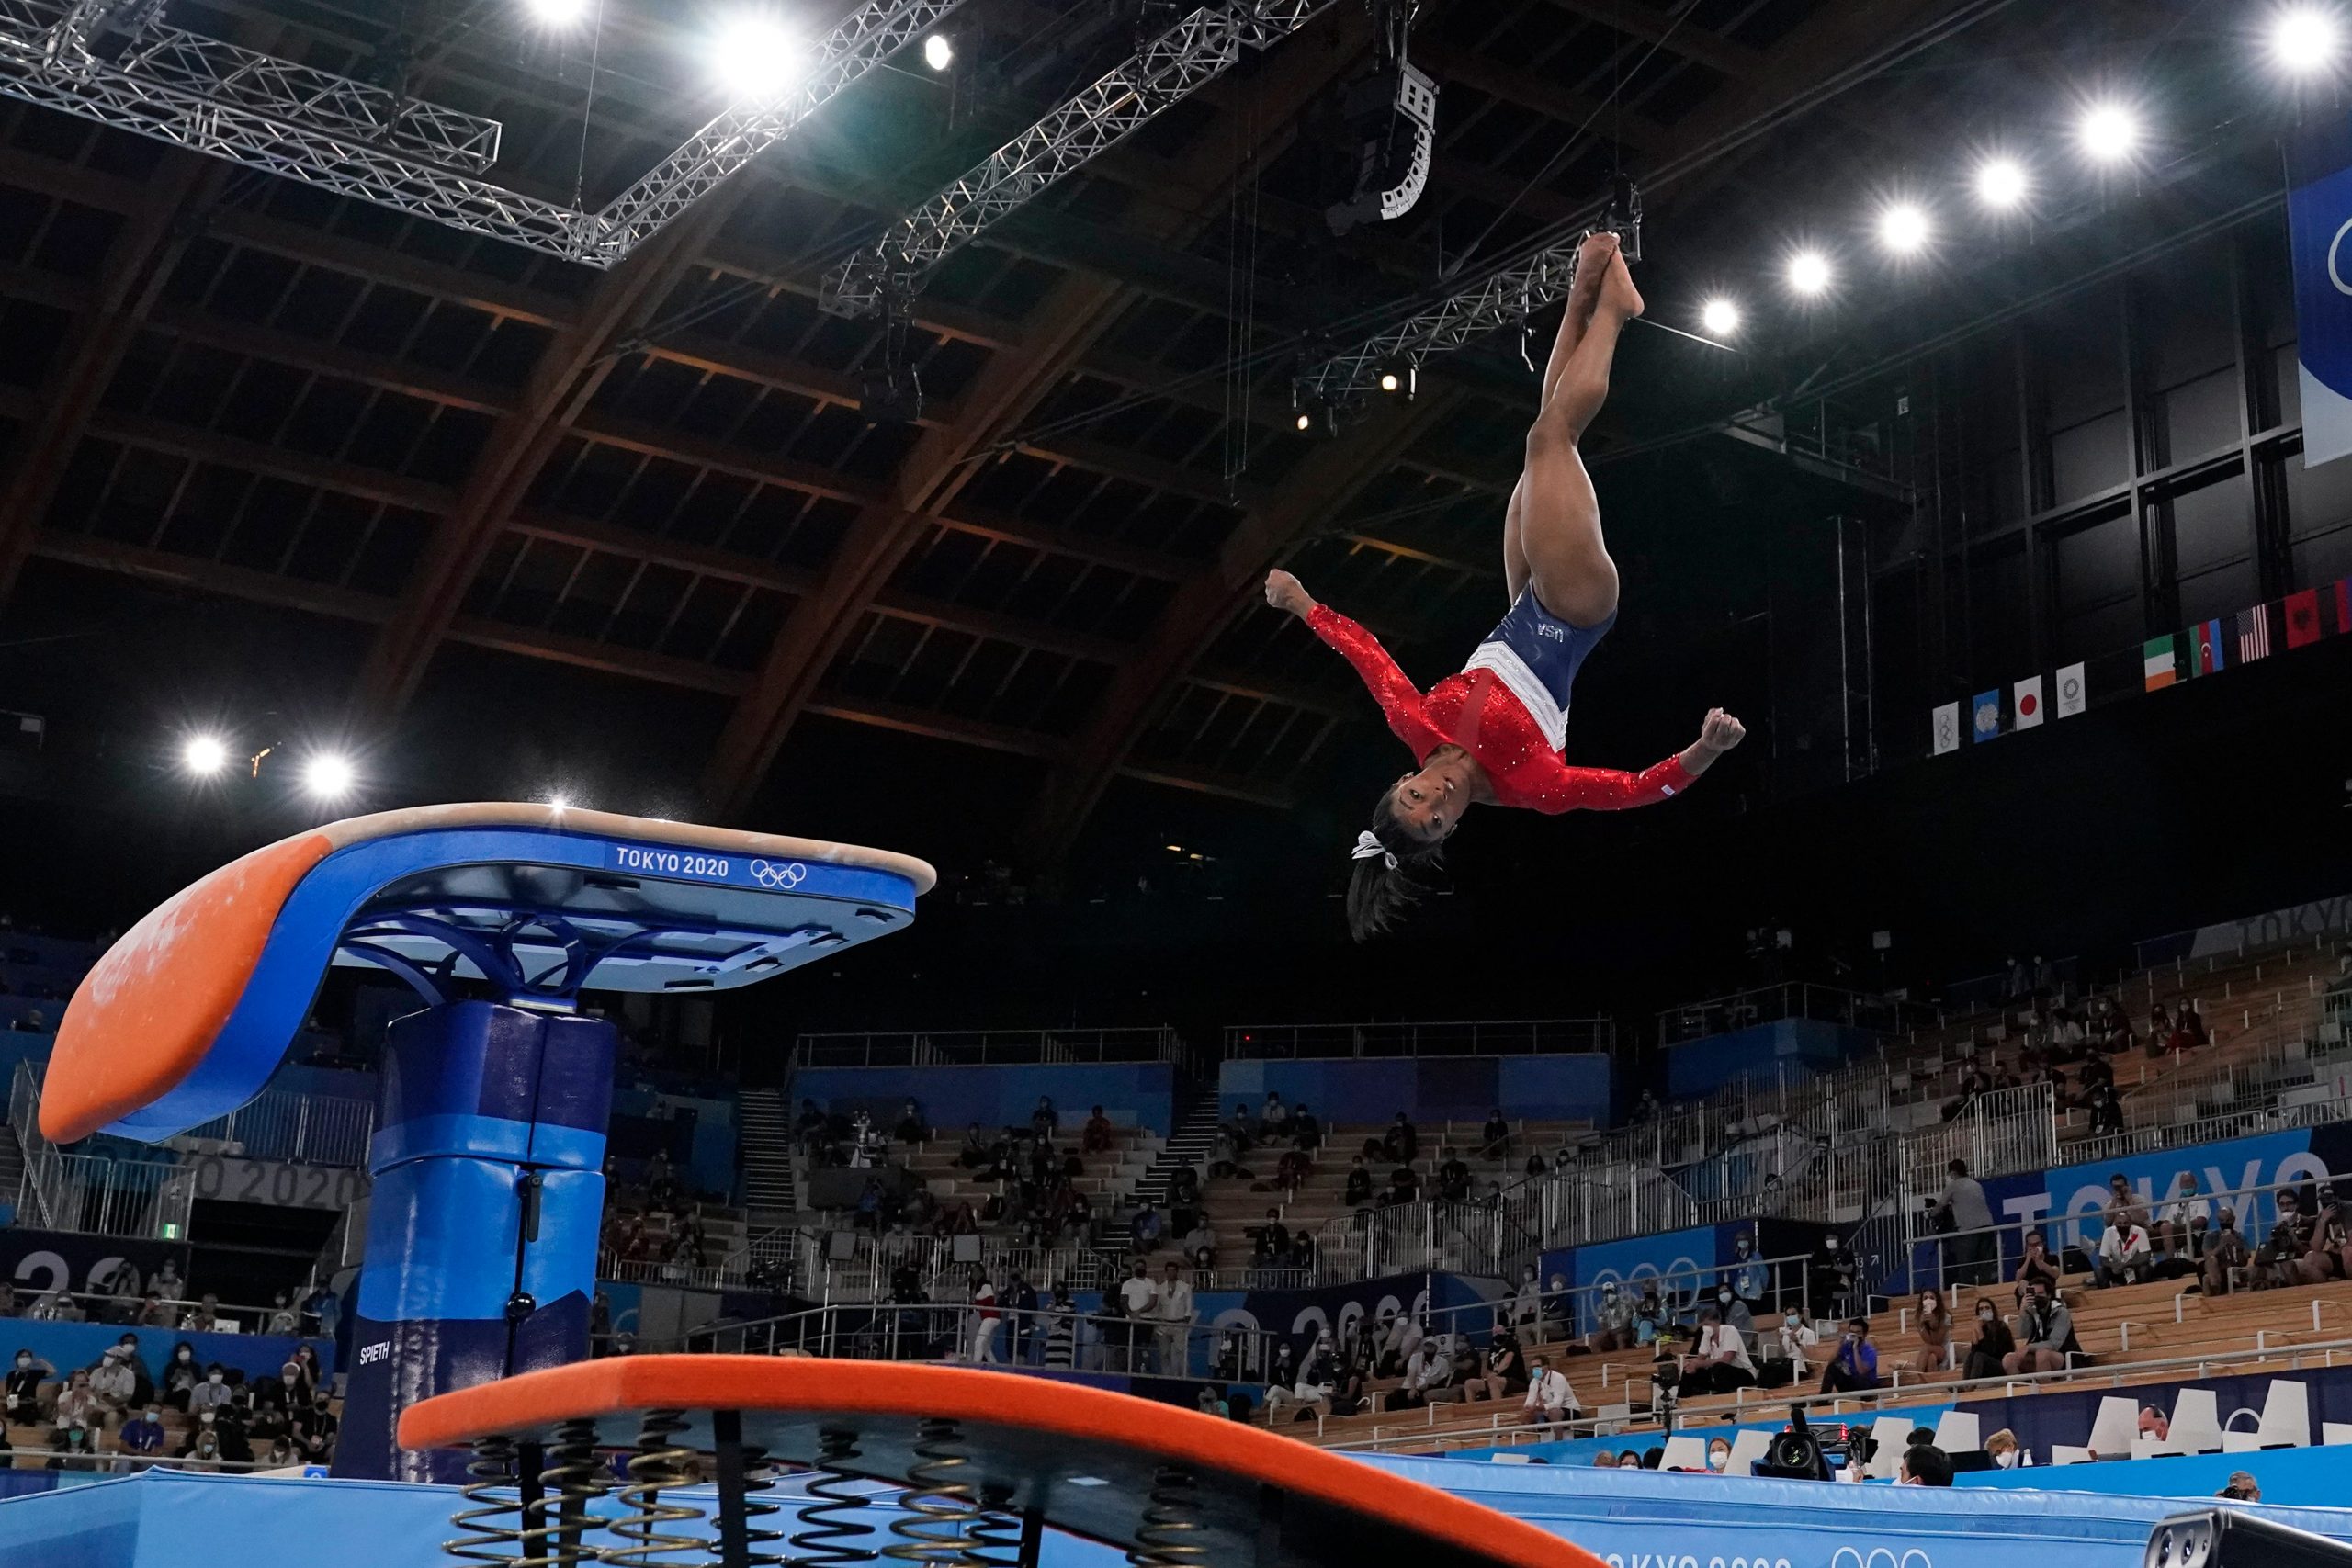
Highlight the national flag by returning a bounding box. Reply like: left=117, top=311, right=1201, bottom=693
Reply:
left=2191, top=618, right=2225, bottom=676
left=1931, top=701, right=1960, bottom=756
left=2237, top=604, right=2272, bottom=662
left=2012, top=674, right=2044, bottom=729
left=2055, top=662, right=2086, bottom=718
left=1971, top=689, right=2002, bottom=741
left=2143, top=634, right=2178, bottom=691
left=2335, top=578, right=2352, bottom=635
left=2286, top=587, right=2323, bottom=649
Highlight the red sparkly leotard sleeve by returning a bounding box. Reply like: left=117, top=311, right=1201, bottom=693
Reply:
left=1510, top=750, right=1695, bottom=815
left=1306, top=603, right=1447, bottom=758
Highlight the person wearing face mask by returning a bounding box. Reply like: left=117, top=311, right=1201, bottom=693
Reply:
left=5, top=1348, right=56, bottom=1423
left=188, top=1363, right=233, bottom=1416
left=1730, top=1234, right=1769, bottom=1314
left=1680, top=1304, right=1754, bottom=1395
left=1505, top=1265, right=1544, bottom=1337
left=2203, top=1207, right=2252, bottom=1296
left=1705, top=1436, right=1734, bottom=1473
left=53, top=1368, right=102, bottom=1434
left=161, top=1342, right=200, bottom=1411
left=1614, top=1450, right=1643, bottom=1470
left=1813, top=1234, right=1857, bottom=1320
left=2013, top=1231, right=2060, bottom=1307
left=1710, top=1283, right=1753, bottom=1336
left=88, top=1343, right=139, bottom=1420
left=1818, top=1317, right=1878, bottom=1394
left=1542, top=1273, right=1573, bottom=1342
left=1913, top=1289, right=1952, bottom=1375
left=1984, top=1428, right=2023, bottom=1467
left=1631, top=1285, right=1666, bottom=1347
left=1962, top=1299, right=2016, bottom=1381
left=2255, top=1188, right=2315, bottom=1290
left=2094, top=1208, right=2154, bottom=1288
left=295, top=1389, right=339, bottom=1463
left=119, top=1404, right=167, bottom=1467
left=1590, top=1280, right=1634, bottom=1352
left=46, top=1420, right=101, bottom=1472
left=177, top=1415, right=222, bottom=1463
left=2003, top=1281, right=2079, bottom=1374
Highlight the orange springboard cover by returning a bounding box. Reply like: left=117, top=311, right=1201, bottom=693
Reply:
left=398, top=1357, right=1599, bottom=1568
left=41, top=829, right=334, bottom=1143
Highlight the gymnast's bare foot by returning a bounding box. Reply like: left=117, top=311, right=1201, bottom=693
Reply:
left=1567, top=231, right=1616, bottom=326
left=1599, top=243, right=1644, bottom=321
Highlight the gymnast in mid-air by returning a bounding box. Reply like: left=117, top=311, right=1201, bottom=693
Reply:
left=1264, top=232, right=1747, bottom=940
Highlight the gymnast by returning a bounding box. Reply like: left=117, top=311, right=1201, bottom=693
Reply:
left=1263, top=232, right=1746, bottom=940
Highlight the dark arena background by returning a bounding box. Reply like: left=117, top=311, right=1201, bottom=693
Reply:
left=0, top=0, right=2350, bottom=1564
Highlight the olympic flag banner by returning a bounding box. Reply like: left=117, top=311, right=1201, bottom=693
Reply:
left=2290, top=118, right=2352, bottom=465
left=2054, top=661, right=2086, bottom=718
left=1931, top=701, right=1960, bottom=755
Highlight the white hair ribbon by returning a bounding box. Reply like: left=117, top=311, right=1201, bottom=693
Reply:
left=1351, top=830, right=1397, bottom=871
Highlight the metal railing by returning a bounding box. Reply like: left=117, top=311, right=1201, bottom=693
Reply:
left=659, top=1298, right=1287, bottom=1382
left=1417, top=1249, right=1818, bottom=1348
left=0, top=1448, right=300, bottom=1474
left=792, top=1026, right=1182, bottom=1068
left=20, top=1152, right=191, bottom=1240
left=1657, top=983, right=1934, bottom=1045
left=1222, top=1018, right=1614, bottom=1060
left=1900, top=1082, right=2058, bottom=1200
left=176, top=1089, right=374, bottom=1167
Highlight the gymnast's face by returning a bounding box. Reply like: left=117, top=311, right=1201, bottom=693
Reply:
left=1389, top=756, right=1471, bottom=840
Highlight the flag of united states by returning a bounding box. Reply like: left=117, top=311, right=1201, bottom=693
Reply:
left=2238, top=604, right=2272, bottom=662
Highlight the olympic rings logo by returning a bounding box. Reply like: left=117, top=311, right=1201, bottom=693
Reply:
left=751, top=859, right=808, bottom=889
left=1830, top=1550, right=1932, bottom=1568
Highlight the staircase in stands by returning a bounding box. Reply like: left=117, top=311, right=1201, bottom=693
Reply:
left=0, top=1122, right=28, bottom=1223
left=738, top=1087, right=797, bottom=1213
left=1128, top=1087, right=1221, bottom=1211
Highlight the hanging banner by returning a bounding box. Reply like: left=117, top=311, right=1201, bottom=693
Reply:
left=2288, top=118, right=2352, bottom=466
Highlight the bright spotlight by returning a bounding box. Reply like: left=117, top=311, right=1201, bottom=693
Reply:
left=1295, top=412, right=1312, bottom=431
left=713, top=13, right=802, bottom=102
left=2077, top=100, right=2143, bottom=164
left=302, top=752, right=356, bottom=802
left=1974, top=155, right=2030, bottom=210
left=523, top=0, right=589, bottom=25
left=1787, top=250, right=1833, bottom=297
left=1378, top=370, right=1401, bottom=393
left=922, top=32, right=954, bottom=71
left=1877, top=201, right=1931, bottom=256
left=1700, top=298, right=1741, bottom=337
left=2271, top=6, right=2346, bottom=73
left=181, top=734, right=231, bottom=777
left=546, top=793, right=572, bottom=814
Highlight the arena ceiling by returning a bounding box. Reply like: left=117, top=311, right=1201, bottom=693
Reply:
left=0, top=0, right=2256, bottom=883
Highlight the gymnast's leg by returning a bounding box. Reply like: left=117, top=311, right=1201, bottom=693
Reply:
left=1501, top=237, right=1612, bottom=605
left=1517, top=233, right=1642, bottom=629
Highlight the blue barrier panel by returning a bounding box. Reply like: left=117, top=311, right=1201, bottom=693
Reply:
left=1216, top=1056, right=1611, bottom=1128
left=794, top=1062, right=1177, bottom=1135
left=1957, top=1444, right=2352, bottom=1508
left=1354, top=1450, right=2352, bottom=1568
left=0, top=1320, right=333, bottom=1382
left=1666, top=1020, right=1873, bottom=1100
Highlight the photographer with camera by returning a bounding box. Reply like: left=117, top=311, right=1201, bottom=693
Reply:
left=1817, top=1316, right=1879, bottom=1395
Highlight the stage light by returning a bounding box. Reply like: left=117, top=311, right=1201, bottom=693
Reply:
left=922, top=32, right=954, bottom=71
left=2077, top=101, right=2142, bottom=164
left=522, top=0, right=589, bottom=25
left=1700, top=298, right=1741, bottom=336
left=1876, top=200, right=1930, bottom=256
left=712, top=12, right=801, bottom=102
left=1974, top=155, right=2030, bottom=210
left=2270, top=6, right=2345, bottom=73
left=1787, top=250, right=1833, bottom=297
left=1379, top=370, right=1401, bottom=392
left=302, top=752, right=356, bottom=802
left=546, top=793, right=572, bottom=814
left=1295, top=412, right=1313, bottom=431
left=181, top=734, right=230, bottom=777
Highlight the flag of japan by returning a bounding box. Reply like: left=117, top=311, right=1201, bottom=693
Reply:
left=2012, top=675, right=2044, bottom=729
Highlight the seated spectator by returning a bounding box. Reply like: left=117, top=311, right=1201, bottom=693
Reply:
left=1681, top=1306, right=1754, bottom=1395
left=6, top=1348, right=56, bottom=1423
left=1631, top=1286, right=1667, bottom=1347
left=2305, top=1181, right=2352, bottom=1282
left=893, top=1100, right=927, bottom=1144
left=2156, top=1175, right=2211, bottom=1263
left=1479, top=1110, right=1511, bottom=1159
left=1775, top=1313, right=1820, bottom=1371
left=135, top=1292, right=172, bottom=1329
left=1263, top=1332, right=1334, bottom=1424
left=54, top=1368, right=103, bottom=1434
left=46, top=1421, right=101, bottom=1472
left=1289, top=1103, right=1321, bottom=1151
left=119, top=1404, right=166, bottom=1463
left=1503, top=1265, right=1543, bottom=1336
left=1616, top=1450, right=1644, bottom=1470
left=180, top=1293, right=221, bottom=1333
left=2075, top=1054, right=2116, bottom=1099
left=2202, top=1207, right=2252, bottom=1296
left=1706, top=1282, right=1753, bottom=1337
left=1985, top=1428, right=2021, bottom=1468
left=1080, top=1106, right=1115, bottom=1154
left=2083, top=1082, right=2124, bottom=1135
left=1436, top=1156, right=1472, bottom=1203
left=88, top=1343, right=139, bottom=1421
left=31, top=1289, right=84, bottom=1322
left=1342, top=1156, right=1373, bottom=1207
left=263, top=1436, right=297, bottom=1469
left=1813, top=1234, right=1858, bottom=1320
left=1392, top=1335, right=1457, bottom=1409
left=1817, top=1318, right=1878, bottom=1394
left=2176, top=999, right=2208, bottom=1047
left=794, top=1099, right=828, bottom=1154
left=1382, top=1112, right=1419, bottom=1165
left=1030, top=1097, right=1059, bottom=1136
left=2095, top=1213, right=2154, bottom=1287
left=1521, top=1353, right=1578, bottom=1428
left=189, top=1363, right=234, bottom=1416
left=1911, top=1288, right=1951, bottom=1373
left=1899, top=1444, right=1954, bottom=1487
left=956, top=1123, right=990, bottom=1169
left=1524, top=1153, right=1548, bottom=1178
left=1542, top=1273, right=1573, bottom=1341
left=1261, top=1093, right=1288, bottom=1135
left=176, top=1410, right=224, bottom=1461
left=1375, top=1309, right=1421, bottom=1378
left=1590, top=1281, right=1634, bottom=1352
left=160, top=1342, right=200, bottom=1411
left=1275, top=1146, right=1310, bottom=1198
left=2255, top=1188, right=2315, bottom=1290
left=2003, top=1280, right=2079, bottom=1374
left=1287, top=1230, right=1317, bottom=1274
left=1962, top=1298, right=2014, bottom=1381
left=2013, top=1230, right=2060, bottom=1304
left=1131, top=1201, right=1164, bottom=1250
left=294, top=1390, right=338, bottom=1464
left=1470, top=1330, right=1531, bottom=1404
left=1379, top=1168, right=1418, bottom=1208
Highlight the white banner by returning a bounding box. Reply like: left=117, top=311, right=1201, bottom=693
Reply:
left=1931, top=701, right=1960, bottom=755
left=2054, top=661, right=2086, bottom=718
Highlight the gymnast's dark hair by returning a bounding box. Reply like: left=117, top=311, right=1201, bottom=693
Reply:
left=1344, top=784, right=1448, bottom=942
